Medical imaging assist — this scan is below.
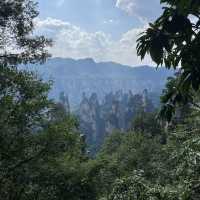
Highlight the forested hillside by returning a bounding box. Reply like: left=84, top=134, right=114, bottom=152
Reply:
left=1, top=0, right=200, bottom=200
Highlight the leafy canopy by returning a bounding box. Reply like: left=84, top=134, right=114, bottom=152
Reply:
left=137, top=0, right=200, bottom=121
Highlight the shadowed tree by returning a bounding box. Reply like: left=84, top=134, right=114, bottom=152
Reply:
left=137, top=0, right=200, bottom=121
left=0, top=1, right=98, bottom=200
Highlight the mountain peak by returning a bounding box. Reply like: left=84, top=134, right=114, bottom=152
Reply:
left=77, top=58, right=95, bottom=64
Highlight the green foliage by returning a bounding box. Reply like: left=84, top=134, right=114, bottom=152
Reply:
left=92, top=131, right=165, bottom=199
left=109, top=172, right=149, bottom=200
left=1, top=1, right=200, bottom=200
left=0, top=1, right=97, bottom=199
left=0, top=0, right=51, bottom=65
left=131, top=111, right=162, bottom=137
left=0, top=65, right=97, bottom=200
left=137, top=0, right=200, bottom=121
left=89, top=101, right=200, bottom=200
left=103, top=128, right=200, bottom=200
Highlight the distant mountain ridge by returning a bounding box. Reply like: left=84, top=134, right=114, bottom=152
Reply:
left=24, top=57, right=174, bottom=107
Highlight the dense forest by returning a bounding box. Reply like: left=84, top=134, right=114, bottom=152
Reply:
left=1, top=0, right=200, bottom=200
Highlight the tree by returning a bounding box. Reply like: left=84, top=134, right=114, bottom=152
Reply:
left=0, top=61, right=98, bottom=200
left=0, top=1, right=98, bottom=199
left=0, top=0, right=51, bottom=65
left=0, top=1, right=52, bottom=196
left=92, top=131, right=164, bottom=199
left=107, top=129, right=200, bottom=200
left=109, top=172, right=150, bottom=200
left=131, top=111, right=163, bottom=137
left=0, top=66, right=49, bottom=199
left=137, top=0, right=200, bottom=121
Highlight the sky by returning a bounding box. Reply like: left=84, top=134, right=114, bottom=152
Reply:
left=36, top=0, right=162, bottom=66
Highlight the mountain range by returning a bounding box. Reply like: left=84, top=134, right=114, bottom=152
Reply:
left=23, top=57, right=174, bottom=107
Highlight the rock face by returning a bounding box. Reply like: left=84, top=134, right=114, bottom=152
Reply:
left=76, top=89, right=156, bottom=152
left=78, top=93, right=102, bottom=145
left=23, top=58, right=174, bottom=107
left=59, top=92, right=70, bottom=114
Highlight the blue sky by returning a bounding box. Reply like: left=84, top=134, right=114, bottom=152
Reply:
left=36, top=0, right=162, bottom=66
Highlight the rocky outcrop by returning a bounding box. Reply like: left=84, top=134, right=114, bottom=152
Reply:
left=76, top=90, right=156, bottom=152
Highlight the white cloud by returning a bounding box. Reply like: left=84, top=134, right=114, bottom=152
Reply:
left=35, top=17, right=71, bottom=30
left=103, top=19, right=119, bottom=25
left=115, top=0, right=161, bottom=22
left=35, top=17, right=152, bottom=66
left=116, top=0, right=136, bottom=16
